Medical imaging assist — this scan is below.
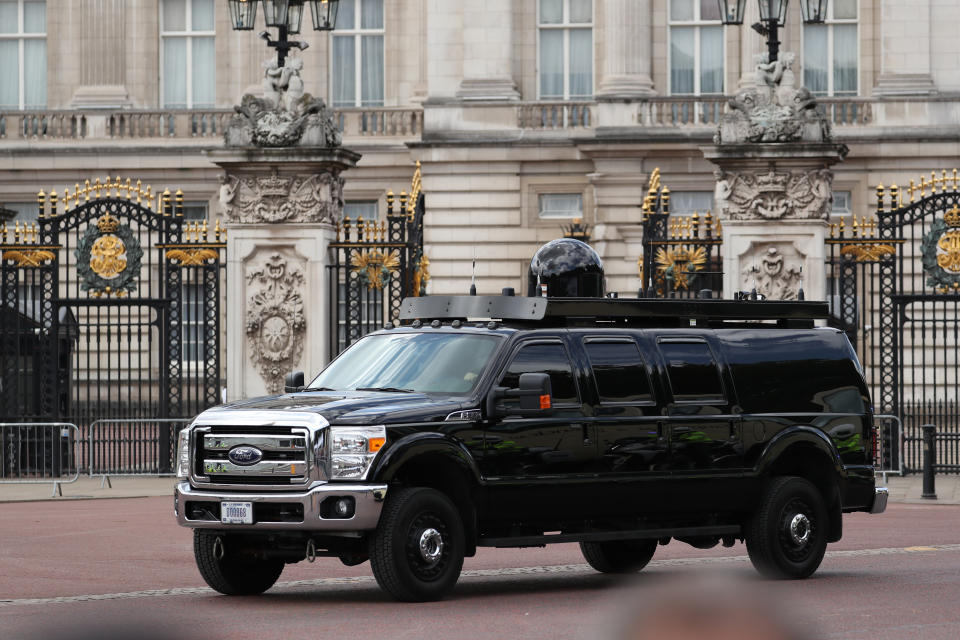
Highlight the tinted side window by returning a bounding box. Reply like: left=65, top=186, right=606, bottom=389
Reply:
left=585, top=340, right=652, bottom=403
left=658, top=340, right=724, bottom=402
left=500, top=342, right=579, bottom=405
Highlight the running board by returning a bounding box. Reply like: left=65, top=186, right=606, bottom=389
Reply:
left=477, top=524, right=741, bottom=548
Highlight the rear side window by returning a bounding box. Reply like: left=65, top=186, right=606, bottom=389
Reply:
left=499, top=342, right=579, bottom=405
left=658, top=340, right=725, bottom=402
left=584, top=339, right=653, bottom=404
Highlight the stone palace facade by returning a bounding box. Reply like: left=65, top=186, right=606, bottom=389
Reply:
left=2, top=0, right=959, bottom=299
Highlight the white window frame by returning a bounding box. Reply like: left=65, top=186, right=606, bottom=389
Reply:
left=330, top=0, right=385, bottom=108
left=802, top=3, right=858, bottom=97
left=536, top=0, right=594, bottom=101
left=667, top=0, right=724, bottom=96
left=159, top=0, right=216, bottom=109
left=0, top=0, right=46, bottom=110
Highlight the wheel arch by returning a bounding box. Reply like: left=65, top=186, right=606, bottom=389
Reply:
left=370, top=433, right=481, bottom=556
left=757, top=427, right=844, bottom=543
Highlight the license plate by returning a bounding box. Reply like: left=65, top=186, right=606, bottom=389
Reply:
left=221, top=501, right=253, bottom=524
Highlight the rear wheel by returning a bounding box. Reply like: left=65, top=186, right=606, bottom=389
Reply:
left=579, top=538, right=658, bottom=574
left=194, top=531, right=284, bottom=595
left=745, top=476, right=828, bottom=579
left=369, top=487, right=465, bottom=602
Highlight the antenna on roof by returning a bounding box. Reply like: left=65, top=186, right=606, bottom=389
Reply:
left=797, top=265, right=805, bottom=301
left=469, top=246, right=477, bottom=296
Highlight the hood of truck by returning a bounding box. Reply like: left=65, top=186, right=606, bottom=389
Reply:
left=199, top=391, right=471, bottom=425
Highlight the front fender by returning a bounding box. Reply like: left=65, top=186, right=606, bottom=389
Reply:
left=755, top=425, right=844, bottom=476
left=370, top=431, right=483, bottom=485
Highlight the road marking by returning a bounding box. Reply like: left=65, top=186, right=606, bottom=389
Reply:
left=2, top=543, right=959, bottom=608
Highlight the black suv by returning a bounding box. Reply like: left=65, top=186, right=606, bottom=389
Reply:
left=174, top=292, right=887, bottom=602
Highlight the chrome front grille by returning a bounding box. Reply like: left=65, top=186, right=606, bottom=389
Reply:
left=193, top=426, right=310, bottom=487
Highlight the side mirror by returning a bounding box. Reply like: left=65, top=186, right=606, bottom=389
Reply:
left=485, top=372, right=553, bottom=418
left=517, top=373, right=552, bottom=411
left=284, top=370, right=305, bottom=394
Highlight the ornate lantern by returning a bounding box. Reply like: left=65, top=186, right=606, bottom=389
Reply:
left=262, top=0, right=291, bottom=27
left=308, top=0, right=340, bottom=31
left=799, top=0, right=827, bottom=23
left=227, top=0, right=259, bottom=30
left=716, top=0, right=746, bottom=25
left=286, top=0, right=305, bottom=34
left=758, top=0, right=789, bottom=27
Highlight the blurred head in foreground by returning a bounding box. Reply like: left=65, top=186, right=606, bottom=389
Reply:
left=614, top=575, right=814, bottom=640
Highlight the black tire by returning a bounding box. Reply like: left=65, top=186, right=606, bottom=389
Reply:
left=745, top=476, right=828, bottom=579
left=194, top=530, right=284, bottom=595
left=368, top=487, right=465, bottom=602
left=579, top=538, right=658, bottom=574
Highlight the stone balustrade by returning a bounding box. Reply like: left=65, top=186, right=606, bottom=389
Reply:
left=1, top=97, right=957, bottom=142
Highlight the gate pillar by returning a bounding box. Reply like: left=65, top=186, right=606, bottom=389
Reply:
left=701, top=53, right=846, bottom=301
left=208, top=59, right=361, bottom=401
left=210, top=148, right=360, bottom=401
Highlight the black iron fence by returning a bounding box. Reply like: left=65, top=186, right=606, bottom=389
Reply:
left=638, top=169, right=723, bottom=299
left=328, top=164, right=426, bottom=355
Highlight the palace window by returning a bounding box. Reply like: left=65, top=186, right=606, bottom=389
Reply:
left=539, top=193, right=583, bottom=219
left=668, top=191, right=714, bottom=215
left=331, top=0, right=384, bottom=108
left=803, top=0, right=857, bottom=96
left=538, top=0, right=593, bottom=100
left=668, top=0, right=723, bottom=95
left=0, top=0, right=46, bottom=109
left=344, top=200, right=379, bottom=221
left=161, top=0, right=216, bottom=109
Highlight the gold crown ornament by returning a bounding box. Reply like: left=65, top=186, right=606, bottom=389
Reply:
left=96, top=213, right=120, bottom=233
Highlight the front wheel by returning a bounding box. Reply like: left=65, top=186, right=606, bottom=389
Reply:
left=580, top=538, right=658, bottom=574
left=194, top=531, right=284, bottom=595
left=745, top=476, right=828, bottom=579
left=368, top=487, right=465, bottom=602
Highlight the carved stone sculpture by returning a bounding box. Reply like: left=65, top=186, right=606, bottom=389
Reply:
left=219, top=171, right=344, bottom=224
left=225, top=57, right=342, bottom=148
left=714, top=167, right=833, bottom=221
left=245, top=252, right=306, bottom=393
left=741, top=246, right=803, bottom=300
left=716, top=52, right=832, bottom=144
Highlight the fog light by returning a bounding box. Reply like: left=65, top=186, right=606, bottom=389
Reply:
left=335, top=498, right=351, bottom=517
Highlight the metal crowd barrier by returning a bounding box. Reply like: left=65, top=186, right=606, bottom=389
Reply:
left=874, top=414, right=903, bottom=479
left=0, top=422, right=80, bottom=497
left=88, top=418, right=190, bottom=485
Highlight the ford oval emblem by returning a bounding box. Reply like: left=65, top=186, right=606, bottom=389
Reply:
left=227, top=446, right=263, bottom=466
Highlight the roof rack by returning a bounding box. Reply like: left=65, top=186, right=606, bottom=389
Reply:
left=399, top=296, right=830, bottom=328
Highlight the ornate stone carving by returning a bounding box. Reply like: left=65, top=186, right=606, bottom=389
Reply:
left=219, top=171, right=344, bottom=224
left=716, top=52, right=832, bottom=145
left=225, top=57, right=342, bottom=149
left=245, top=252, right=306, bottom=393
left=715, top=168, right=833, bottom=221
left=741, top=245, right=804, bottom=301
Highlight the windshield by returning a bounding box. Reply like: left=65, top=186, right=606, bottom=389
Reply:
left=308, top=332, right=503, bottom=395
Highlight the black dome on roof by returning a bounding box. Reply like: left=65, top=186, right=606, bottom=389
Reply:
left=527, top=238, right=605, bottom=298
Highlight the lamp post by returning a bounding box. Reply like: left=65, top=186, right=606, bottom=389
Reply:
left=227, top=0, right=340, bottom=67
left=716, top=0, right=827, bottom=62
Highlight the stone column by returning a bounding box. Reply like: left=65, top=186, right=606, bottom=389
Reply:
left=704, top=53, right=846, bottom=302
left=456, top=0, right=519, bottom=100
left=874, top=0, right=936, bottom=95
left=210, top=148, right=359, bottom=401
left=596, top=0, right=655, bottom=98
left=69, top=0, right=132, bottom=107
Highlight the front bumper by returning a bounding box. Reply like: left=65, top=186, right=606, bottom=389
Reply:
left=175, top=481, right=387, bottom=531
left=870, top=486, right=889, bottom=514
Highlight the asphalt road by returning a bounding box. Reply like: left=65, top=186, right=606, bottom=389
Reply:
left=1, top=497, right=959, bottom=640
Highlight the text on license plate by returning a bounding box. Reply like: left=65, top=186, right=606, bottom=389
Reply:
left=221, top=501, right=253, bottom=524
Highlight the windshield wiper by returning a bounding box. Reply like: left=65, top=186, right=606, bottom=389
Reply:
left=355, top=386, right=415, bottom=393
left=307, top=386, right=337, bottom=391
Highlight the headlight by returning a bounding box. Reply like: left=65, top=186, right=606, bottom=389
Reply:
left=329, top=426, right=386, bottom=480
left=175, top=427, right=192, bottom=478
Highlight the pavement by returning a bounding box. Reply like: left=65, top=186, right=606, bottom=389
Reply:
left=0, top=472, right=958, bottom=504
